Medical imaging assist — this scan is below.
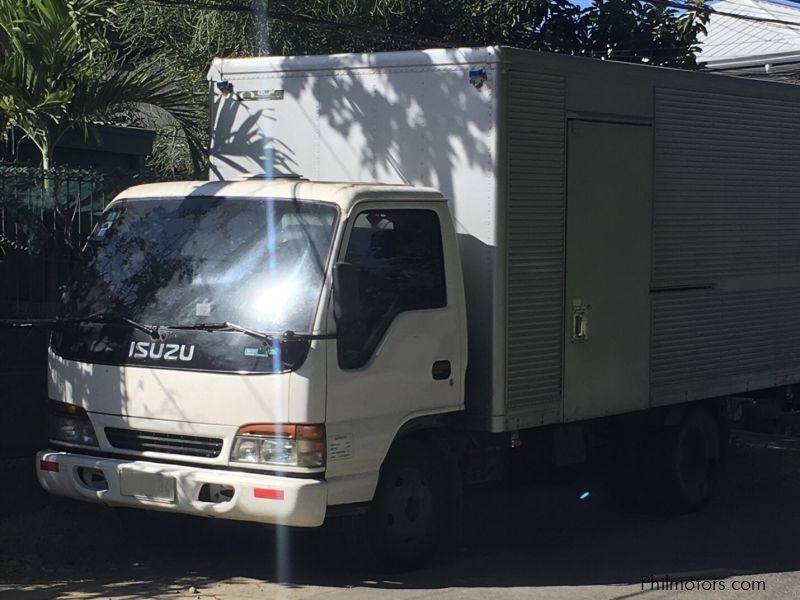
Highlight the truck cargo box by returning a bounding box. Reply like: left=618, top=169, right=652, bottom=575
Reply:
left=208, top=46, right=800, bottom=433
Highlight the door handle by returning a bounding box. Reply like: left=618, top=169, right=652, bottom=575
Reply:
left=571, top=300, right=589, bottom=343
left=432, top=360, right=451, bottom=380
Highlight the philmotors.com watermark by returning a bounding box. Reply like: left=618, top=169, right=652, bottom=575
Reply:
left=641, top=574, right=766, bottom=592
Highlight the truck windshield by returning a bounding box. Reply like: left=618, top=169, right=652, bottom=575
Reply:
left=60, top=196, right=338, bottom=334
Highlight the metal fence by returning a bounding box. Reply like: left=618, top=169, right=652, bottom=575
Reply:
left=0, top=164, right=141, bottom=319
left=0, top=164, right=156, bottom=453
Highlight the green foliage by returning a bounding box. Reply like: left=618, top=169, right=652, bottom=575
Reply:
left=110, top=0, right=708, bottom=175
left=113, top=2, right=262, bottom=176
left=0, top=0, right=204, bottom=172
left=259, top=0, right=707, bottom=64
left=579, top=0, right=708, bottom=68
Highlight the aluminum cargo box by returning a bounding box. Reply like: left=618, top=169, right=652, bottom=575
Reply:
left=208, top=47, right=800, bottom=432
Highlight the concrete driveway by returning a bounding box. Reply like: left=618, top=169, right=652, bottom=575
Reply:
left=2, top=438, right=799, bottom=599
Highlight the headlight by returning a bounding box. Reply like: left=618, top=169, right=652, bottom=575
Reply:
left=230, top=424, right=325, bottom=468
left=48, top=401, right=99, bottom=447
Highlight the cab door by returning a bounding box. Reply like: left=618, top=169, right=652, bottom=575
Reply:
left=324, top=202, right=464, bottom=505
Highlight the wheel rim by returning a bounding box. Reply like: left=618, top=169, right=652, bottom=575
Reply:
left=379, top=466, right=434, bottom=547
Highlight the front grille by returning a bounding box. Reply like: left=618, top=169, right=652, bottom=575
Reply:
left=104, top=427, right=223, bottom=458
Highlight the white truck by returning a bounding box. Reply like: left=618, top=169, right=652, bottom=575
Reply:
left=37, top=47, right=800, bottom=570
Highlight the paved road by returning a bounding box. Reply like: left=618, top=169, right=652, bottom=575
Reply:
left=2, top=439, right=800, bottom=599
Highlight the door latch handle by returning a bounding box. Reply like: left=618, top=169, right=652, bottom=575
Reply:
left=572, top=300, right=589, bottom=343
left=432, top=360, right=451, bottom=380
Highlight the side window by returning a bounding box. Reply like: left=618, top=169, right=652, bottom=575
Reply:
left=338, top=209, right=446, bottom=369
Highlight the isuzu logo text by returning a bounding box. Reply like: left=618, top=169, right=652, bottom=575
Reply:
left=128, top=342, right=196, bottom=362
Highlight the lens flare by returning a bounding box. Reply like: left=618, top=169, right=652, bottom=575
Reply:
left=253, top=279, right=298, bottom=321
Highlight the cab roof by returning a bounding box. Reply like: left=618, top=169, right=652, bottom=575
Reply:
left=113, top=178, right=445, bottom=212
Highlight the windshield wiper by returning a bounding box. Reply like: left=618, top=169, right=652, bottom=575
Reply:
left=59, top=312, right=161, bottom=340
left=164, top=322, right=337, bottom=342
left=166, top=321, right=275, bottom=343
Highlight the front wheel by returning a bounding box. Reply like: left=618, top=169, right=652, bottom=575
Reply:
left=346, top=438, right=457, bottom=572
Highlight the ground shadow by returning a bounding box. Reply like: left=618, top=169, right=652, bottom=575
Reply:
left=3, top=441, right=800, bottom=597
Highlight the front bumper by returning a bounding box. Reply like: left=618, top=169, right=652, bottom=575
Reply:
left=36, top=450, right=327, bottom=527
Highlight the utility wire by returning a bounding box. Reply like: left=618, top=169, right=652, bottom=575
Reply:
left=652, top=0, right=800, bottom=28
left=590, top=1, right=800, bottom=59
left=141, top=0, right=800, bottom=61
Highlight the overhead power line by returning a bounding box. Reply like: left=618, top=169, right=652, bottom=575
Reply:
left=142, top=0, right=800, bottom=63
left=653, top=0, right=800, bottom=28
left=588, top=1, right=800, bottom=60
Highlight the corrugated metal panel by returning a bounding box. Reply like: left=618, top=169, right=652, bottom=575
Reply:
left=652, top=87, right=800, bottom=400
left=653, top=288, right=800, bottom=392
left=505, top=71, right=565, bottom=424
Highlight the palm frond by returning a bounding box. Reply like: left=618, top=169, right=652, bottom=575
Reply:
left=0, top=0, right=203, bottom=173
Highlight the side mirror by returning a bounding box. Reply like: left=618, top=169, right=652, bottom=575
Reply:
left=332, top=261, right=361, bottom=333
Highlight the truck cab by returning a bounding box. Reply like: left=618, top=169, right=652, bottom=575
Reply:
left=38, top=177, right=467, bottom=545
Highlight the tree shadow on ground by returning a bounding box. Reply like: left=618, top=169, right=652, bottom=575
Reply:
left=3, top=442, right=800, bottom=598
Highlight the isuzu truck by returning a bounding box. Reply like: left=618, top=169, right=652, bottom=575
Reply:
left=36, top=47, right=800, bottom=570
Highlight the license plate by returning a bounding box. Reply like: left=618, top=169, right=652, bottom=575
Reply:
left=119, top=469, right=176, bottom=503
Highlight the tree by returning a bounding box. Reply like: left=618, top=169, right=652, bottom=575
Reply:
left=257, top=0, right=708, bottom=66
left=108, top=0, right=709, bottom=176
left=0, top=0, right=204, bottom=172
left=250, top=0, right=583, bottom=55
left=113, top=2, right=261, bottom=176
left=579, top=0, right=709, bottom=68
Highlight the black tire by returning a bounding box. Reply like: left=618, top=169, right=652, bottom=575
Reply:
left=652, top=406, right=722, bottom=513
left=346, top=438, right=456, bottom=573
